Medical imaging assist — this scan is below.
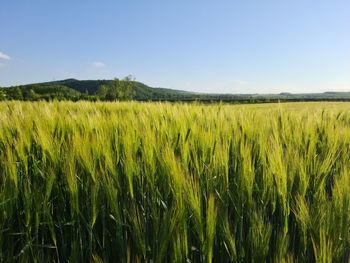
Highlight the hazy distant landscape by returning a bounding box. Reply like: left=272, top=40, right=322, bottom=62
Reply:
left=1, top=78, right=350, bottom=103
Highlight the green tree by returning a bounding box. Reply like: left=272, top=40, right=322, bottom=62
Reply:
left=80, top=89, right=89, bottom=100
left=105, top=81, right=118, bottom=101
left=96, top=85, right=109, bottom=99
left=117, top=76, right=135, bottom=100
left=0, top=89, right=6, bottom=100
left=23, top=89, right=39, bottom=101
left=103, top=77, right=135, bottom=101
left=7, top=87, right=23, bottom=100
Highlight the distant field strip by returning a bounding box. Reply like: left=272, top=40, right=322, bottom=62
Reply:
left=0, top=102, right=350, bottom=262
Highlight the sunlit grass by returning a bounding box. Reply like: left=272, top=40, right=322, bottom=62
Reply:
left=0, top=101, right=349, bottom=262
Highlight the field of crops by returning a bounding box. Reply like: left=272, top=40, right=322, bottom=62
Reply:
left=0, top=101, right=350, bottom=262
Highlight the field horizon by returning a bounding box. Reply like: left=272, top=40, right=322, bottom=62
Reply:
left=1, top=79, right=350, bottom=103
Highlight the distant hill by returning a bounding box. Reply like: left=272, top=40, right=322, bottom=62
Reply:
left=1, top=78, right=350, bottom=102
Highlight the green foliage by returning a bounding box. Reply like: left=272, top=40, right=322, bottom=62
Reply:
left=6, top=87, right=24, bottom=100
left=101, top=77, right=135, bottom=101
left=0, top=101, right=350, bottom=262
left=96, top=84, right=109, bottom=98
left=0, top=89, right=6, bottom=100
left=23, top=89, right=39, bottom=101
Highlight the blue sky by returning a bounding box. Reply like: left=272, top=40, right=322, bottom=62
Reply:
left=0, top=0, right=349, bottom=93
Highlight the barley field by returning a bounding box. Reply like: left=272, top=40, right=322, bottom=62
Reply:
left=0, top=101, right=350, bottom=262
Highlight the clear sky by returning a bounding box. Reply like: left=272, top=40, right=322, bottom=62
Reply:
left=1, top=0, right=349, bottom=93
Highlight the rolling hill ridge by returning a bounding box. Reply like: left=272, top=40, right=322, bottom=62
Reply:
left=1, top=78, right=350, bottom=102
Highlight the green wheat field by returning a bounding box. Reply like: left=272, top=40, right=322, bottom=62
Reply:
left=1, top=101, right=350, bottom=262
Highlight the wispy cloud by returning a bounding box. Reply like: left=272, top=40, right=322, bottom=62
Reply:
left=0, top=52, right=11, bottom=60
left=91, top=61, right=105, bottom=68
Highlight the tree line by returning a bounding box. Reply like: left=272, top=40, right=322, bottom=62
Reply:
left=0, top=77, right=135, bottom=101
